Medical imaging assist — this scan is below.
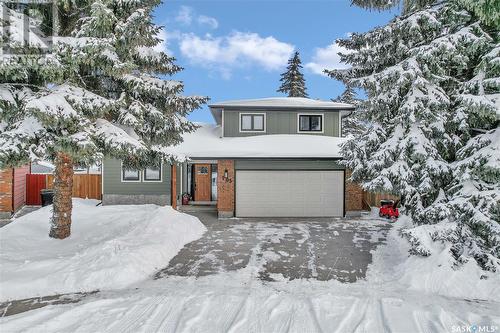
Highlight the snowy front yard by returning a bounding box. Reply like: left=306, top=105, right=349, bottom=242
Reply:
left=0, top=203, right=499, bottom=332
left=0, top=199, right=206, bottom=300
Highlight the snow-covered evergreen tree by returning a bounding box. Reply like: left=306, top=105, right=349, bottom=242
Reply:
left=350, top=0, right=435, bottom=13
left=328, top=1, right=499, bottom=270
left=0, top=1, right=207, bottom=238
left=333, top=85, right=358, bottom=104
left=277, top=51, right=308, bottom=98
left=333, top=86, right=365, bottom=137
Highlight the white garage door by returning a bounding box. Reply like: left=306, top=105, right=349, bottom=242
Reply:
left=235, top=170, right=344, bottom=217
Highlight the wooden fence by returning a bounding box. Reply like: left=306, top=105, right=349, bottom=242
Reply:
left=27, top=174, right=102, bottom=205
left=26, top=174, right=47, bottom=205
left=47, top=174, right=102, bottom=200
left=363, top=191, right=399, bottom=208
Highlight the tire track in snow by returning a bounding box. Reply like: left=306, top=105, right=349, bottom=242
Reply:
left=103, top=295, right=167, bottom=333
left=335, top=297, right=368, bottom=333
left=225, top=295, right=250, bottom=333
left=306, top=297, right=324, bottom=333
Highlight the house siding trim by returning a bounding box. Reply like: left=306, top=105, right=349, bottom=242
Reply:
left=102, top=157, right=171, bottom=206
left=234, top=159, right=344, bottom=170
left=223, top=110, right=340, bottom=137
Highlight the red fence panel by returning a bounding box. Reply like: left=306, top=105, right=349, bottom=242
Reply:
left=26, top=174, right=47, bottom=205
left=13, top=165, right=30, bottom=211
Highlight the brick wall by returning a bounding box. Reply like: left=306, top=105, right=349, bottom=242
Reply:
left=0, top=168, right=13, bottom=216
left=217, top=160, right=234, bottom=218
left=345, top=169, right=364, bottom=211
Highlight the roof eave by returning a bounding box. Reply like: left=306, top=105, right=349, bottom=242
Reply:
left=208, top=105, right=355, bottom=111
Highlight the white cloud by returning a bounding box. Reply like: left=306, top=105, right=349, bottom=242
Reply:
left=305, top=42, right=350, bottom=76
left=175, top=6, right=193, bottom=25
left=178, top=31, right=294, bottom=75
left=174, top=6, right=218, bottom=30
left=197, top=15, right=218, bottom=29
left=153, top=29, right=172, bottom=55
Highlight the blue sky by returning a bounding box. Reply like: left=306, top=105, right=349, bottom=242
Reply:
left=153, top=1, right=399, bottom=123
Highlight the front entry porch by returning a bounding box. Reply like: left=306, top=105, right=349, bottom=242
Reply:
left=174, top=159, right=235, bottom=218
left=174, top=160, right=230, bottom=217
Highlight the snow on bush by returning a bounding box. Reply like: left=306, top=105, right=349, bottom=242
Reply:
left=0, top=199, right=206, bottom=301
left=328, top=0, right=500, bottom=271
left=369, top=216, right=500, bottom=301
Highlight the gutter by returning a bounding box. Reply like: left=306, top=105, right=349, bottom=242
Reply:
left=209, top=105, right=355, bottom=111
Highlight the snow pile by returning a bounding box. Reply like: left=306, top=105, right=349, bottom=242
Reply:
left=0, top=199, right=206, bottom=301
left=171, top=123, right=347, bottom=158
left=368, top=215, right=500, bottom=301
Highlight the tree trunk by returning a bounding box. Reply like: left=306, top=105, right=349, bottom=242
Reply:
left=49, top=152, right=74, bottom=239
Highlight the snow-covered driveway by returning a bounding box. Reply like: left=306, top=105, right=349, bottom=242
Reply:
left=157, top=212, right=392, bottom=282
left=3, top=273, right=498, bottom=333
left=1, top=211, right=499, bottom=332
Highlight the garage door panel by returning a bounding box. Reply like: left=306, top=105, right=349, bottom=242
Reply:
left=235, top=170, right=343, bottom=217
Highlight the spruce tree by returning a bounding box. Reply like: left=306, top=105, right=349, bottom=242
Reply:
left=0, top=1, right=207, bottom=239
left=333, top=86, right=365, bottom=137
left=328, top=1, right=499, bottom=270
left=277, top=51, right=308, bottom=98
left=333, top=85, right=357, bottom=104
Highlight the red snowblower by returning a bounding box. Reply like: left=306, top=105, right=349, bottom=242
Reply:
left=379, top=199, right=400, bottom=220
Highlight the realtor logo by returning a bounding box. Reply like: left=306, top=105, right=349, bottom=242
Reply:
left=452, top=325, right=499, bottom=333
left=0, top=0, right=57, bottom=55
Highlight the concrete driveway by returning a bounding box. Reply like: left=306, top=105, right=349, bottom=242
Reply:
left=156, top=211, right=392, bottom=282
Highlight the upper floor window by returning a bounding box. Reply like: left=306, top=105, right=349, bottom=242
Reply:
left=240, top=113, right=265, bottom=132
left=298, top=114, right=323, bottom=132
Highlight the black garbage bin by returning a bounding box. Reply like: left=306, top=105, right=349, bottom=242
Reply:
left=40, top=189, right=54, bottom=207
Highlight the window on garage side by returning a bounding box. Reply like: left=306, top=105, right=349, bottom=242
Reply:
left=240, top=113, right=265, bottom=132
left=298, top=114, right=323, bottom=132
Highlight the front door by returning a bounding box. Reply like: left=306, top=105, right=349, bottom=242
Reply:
left=194, top=164, right=211, bottom=201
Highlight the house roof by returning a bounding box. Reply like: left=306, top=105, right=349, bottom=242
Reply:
left=209, top=97, right=353, bottom=109
left=209, top=97, right=354, bottom=124
left=171, top=123, right=346, bottom=159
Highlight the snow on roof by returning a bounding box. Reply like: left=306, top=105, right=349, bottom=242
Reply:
left=172, top=123, right=346, bottom=159
left=209, top=97, right=353, bottom=109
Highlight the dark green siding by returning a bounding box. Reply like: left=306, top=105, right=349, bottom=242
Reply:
left=235, top=159, right=344, bottom=170
left=103, top=157, right=171, bottom=195
left=223, top=110, right=340, bottom=137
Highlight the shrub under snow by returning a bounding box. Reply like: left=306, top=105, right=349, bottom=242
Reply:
left=0, top=199, right=206, bottom=301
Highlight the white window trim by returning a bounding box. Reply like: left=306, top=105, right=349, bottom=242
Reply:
left=297, top=113, right=325, bottom=134
left=239, top=112, right=266, bottom=133
left=143, top=163, right=163, bottom=183
left=121, top=161, right=142, bottom=183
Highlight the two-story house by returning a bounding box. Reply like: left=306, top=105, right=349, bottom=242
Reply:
left=101, top=97, right=364, bottom=218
